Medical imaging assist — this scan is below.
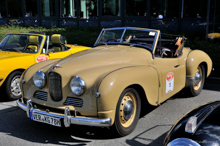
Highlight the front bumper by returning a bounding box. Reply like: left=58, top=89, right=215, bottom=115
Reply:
left=17, top=99, right=112, bottom=127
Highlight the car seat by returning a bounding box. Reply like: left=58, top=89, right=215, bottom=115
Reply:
left=25, top=36, right=39, bottom=52
left=51, top=34, right=66, bottom=52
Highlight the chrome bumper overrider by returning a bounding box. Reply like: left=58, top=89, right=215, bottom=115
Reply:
left=17, top=100, right=111, bottom=127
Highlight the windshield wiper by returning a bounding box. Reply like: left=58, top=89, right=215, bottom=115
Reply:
left=5, top=48, right=21, bottom=53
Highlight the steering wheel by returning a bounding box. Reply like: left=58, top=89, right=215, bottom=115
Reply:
left=25, top=47, right=35, bottom=51
left=106, top=38, right=118, bottom=42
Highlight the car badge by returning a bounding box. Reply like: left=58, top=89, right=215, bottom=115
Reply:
left=53, top=65, right=62, bottom=70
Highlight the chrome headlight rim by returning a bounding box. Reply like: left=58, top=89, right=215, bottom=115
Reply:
left=70, top=76, right=86, bottom=96
left=33, top=70, right=47, bottom=88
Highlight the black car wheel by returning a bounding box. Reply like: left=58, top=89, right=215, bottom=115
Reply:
left=187, top=65, right=205, bottom=96
left=114, top=88, right=141, bottom=136
left=4, top=71, right=22, bottom=100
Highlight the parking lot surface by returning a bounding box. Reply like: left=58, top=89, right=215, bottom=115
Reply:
left=0, top=81, right=220, bottom=146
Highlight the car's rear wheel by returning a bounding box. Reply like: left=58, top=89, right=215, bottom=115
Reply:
left=114, top=88, right=141, bottom=136
left=187, top=65, right=205, bottom=96
left=4, top=71, right=22, bottom=100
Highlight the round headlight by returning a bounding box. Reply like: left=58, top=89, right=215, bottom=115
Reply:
left=70, top=76, right=86, bottom=96
left=33, top=71, right=46, bottom=88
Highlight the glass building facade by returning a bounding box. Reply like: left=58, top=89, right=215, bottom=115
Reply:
left=0, top=0, right=219, bottom=33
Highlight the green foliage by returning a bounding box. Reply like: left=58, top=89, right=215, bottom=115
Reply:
left=46, top=27, right=102, bottom=47
left=0, top=25, right=101, bottom=47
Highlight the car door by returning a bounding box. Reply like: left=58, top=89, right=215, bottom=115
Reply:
left=35, top=35, right=72, bottom=62
left=152, top=57, right=183, bottom=103
left=46, top=49, right=72, bottom=60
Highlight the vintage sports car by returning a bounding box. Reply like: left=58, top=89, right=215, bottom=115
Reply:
left=164, top=101, right=220, bottom=146
left=0, top=32, right=90, bottom=100
left=17, top=27, right=212, bottom=136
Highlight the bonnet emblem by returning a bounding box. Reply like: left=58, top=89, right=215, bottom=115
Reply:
left=53, top=65, right=62, bottom=70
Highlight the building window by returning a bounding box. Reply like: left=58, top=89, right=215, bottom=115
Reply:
left=25, top=0, right=38, bottom=17
left=0, top=0, right=6, bottom=18
left=8, top=0, right=22, bottom=18
left=102, top=0, right=120, bottom=16
left=210, top=0, right=220, bottom=31
left=183, top=0, right=207, bottom=18
left=80, top=0, right=97, bottom=19
left=126, top=0, right=147, bottom=16
left=42, top=0, right=55, bottom=17
left=151, top=0, right=179, bottom=19
left=60, top=0, right=77, bottom=18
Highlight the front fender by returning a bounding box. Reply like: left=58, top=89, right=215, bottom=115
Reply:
left=97, top=66, right=159, bottom=125
left=186, top=50, right=212, bottom=78
left=0, top=55, right=35, bottom=86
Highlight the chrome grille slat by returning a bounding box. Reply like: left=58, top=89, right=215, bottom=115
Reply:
left=64, top=97, right=83, bottom=107
left=34, top=91, right=48, bottom=101
left=49, top=72, right=63, bottom=102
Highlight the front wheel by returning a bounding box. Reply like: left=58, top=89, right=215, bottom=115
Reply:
left=187, top=65, right=205, bottom=96
left=114, top=88, right=141, bottom=136
left=4, top=71, right=22, bottom=100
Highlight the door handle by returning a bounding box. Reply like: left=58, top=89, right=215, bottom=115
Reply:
left=174, top=64, right=180, bottom=68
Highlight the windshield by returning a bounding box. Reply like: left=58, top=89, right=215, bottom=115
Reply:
left=0, top=34, right=43, bottom=53
left=94, top=28, right=158, bottom=51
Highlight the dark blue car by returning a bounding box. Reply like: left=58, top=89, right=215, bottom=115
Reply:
left=164, top=101, right=220, bottom=146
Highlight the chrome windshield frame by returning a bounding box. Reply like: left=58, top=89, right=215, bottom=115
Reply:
left=94, top=27, right=158, bottom=52
left=0, top=33, right=45, bottom=54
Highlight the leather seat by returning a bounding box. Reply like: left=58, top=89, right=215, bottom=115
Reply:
left=51, top=34, right=65, bottom=52
left=25, top=36, right=39, bottom=52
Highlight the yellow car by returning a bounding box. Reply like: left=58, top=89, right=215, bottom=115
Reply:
left=208, top=33, right=220, bottom=39
left=0, top=32, right=90, bottom=100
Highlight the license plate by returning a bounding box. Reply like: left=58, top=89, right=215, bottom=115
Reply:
left=30, top=113, right=61, bottom=127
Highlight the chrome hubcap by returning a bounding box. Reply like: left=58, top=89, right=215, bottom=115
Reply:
left=195, top=71, right=201, bottom=86
left=123, top=100, right=134, bottom=121
left=11, top=76, right=21, bottom=97
left=119, top=92, right=137, bottom=127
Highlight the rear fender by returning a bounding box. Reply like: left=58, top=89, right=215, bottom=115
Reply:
left=186, top=50, right=212, bottom=78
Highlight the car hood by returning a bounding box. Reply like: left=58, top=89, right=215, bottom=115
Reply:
left=0, top=51, right=33, bottom=60
left=164, top=101, right=220, bottom=145
left=50, top=45, right=151, bottom=75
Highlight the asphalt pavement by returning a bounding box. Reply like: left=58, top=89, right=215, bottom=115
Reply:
left=0, top=80, right=220, bottom=146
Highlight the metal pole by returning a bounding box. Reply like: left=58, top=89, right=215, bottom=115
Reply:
left=206, top=0, right=210, bottom=42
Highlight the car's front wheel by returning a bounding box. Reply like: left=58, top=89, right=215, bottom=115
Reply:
left=4, top=71, right=22, bottom=100
left=187, top=65, right=205, bottom=96
left=114, top=88, right=141, bottom=136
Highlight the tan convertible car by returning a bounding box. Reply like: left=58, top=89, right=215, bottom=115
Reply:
left=17, top=27, right=212, bottom=136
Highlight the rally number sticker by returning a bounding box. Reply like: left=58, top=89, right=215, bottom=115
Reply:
left=36, top=56, right=49, bottom=63
left=166, top=72, right=174, bottom=93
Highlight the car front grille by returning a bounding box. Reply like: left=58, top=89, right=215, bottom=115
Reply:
left=64, top=97, right=83, bottom=107
left=49, top=72, right=63, bottom=102
left=33, top=91, right=48, bottom=101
